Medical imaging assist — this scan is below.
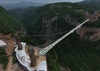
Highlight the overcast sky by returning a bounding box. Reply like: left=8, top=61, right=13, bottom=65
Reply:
left=0, top=0, right=83, bottom=3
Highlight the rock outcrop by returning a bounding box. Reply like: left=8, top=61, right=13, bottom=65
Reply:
left=76, top=27, right=100, bottom=41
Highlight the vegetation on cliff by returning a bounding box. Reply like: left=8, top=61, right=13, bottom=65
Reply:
left=51, top=32, right=100, bottom=71
left=19, top=2, right=100, bottom=71
left=80, top=0, right=100, bottom=9
left=0, top=48, right=8, bottom=68
left=0, top=6, right=25, bottom=35
left=21, top=2, right=93, bottom=35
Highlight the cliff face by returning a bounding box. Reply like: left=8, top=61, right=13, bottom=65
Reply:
left=42, top=16, right=58, bottom=34
left=42, top=14, right=78, bottom=35
left=76, top=27, right=100, bottom=41
left=42, top=13, right=100, bottom=42
left=42, top=14, right=78, bottom=26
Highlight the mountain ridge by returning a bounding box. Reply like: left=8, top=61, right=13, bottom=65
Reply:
left=0, top=1, right=45, bottom=10
left=79, top=0, right=100, bottom=9
left=0, top=6, right=25, bottom=35
left=18, top=3, right=100, bottom=71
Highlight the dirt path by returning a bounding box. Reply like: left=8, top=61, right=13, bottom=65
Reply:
left=1, top=38, right=24, bottom=71
left=1, top=38, right=15, bottom=55
left=4, top=38, right=16, bottom=71
left=5, top=56, right=24, bottom=71
left=0, top=38, right=15, bottom=71
left=5, top=57, right=14, bottom=71
left=5, top=38, right=27, bottom=71
left=0, top=64, right=4, bottom=71
left=5, top=38, right=16, bottom=56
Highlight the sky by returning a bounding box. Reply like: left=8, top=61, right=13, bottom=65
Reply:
left=0, top=0, right=83, bottom=3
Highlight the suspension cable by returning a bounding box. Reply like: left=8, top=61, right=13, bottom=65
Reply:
left=19, top=17, right=86, bottom=37
left=19, top=30, right=69, bottom=37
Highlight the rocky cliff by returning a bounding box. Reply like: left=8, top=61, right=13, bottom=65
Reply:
left=76, top=27, right=100, bottom=41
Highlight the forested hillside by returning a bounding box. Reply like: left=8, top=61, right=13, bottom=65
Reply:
left=5, top=2, right=100, bottom=71
left=80, top=0, right=100, bottom=9
left=0, top=6, right=25, bottom=35
left=21, top=2, right=100, bottom=71
left=8, top=7, right=39, bottom=21
left=21, top=2, right=93, bottom=34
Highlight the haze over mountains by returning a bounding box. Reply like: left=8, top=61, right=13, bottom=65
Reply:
left=1, top=0, right=100, bottom=10
left=82, top=0, right=100, bottom=4
left=0, top=1, right=45, bottom=10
